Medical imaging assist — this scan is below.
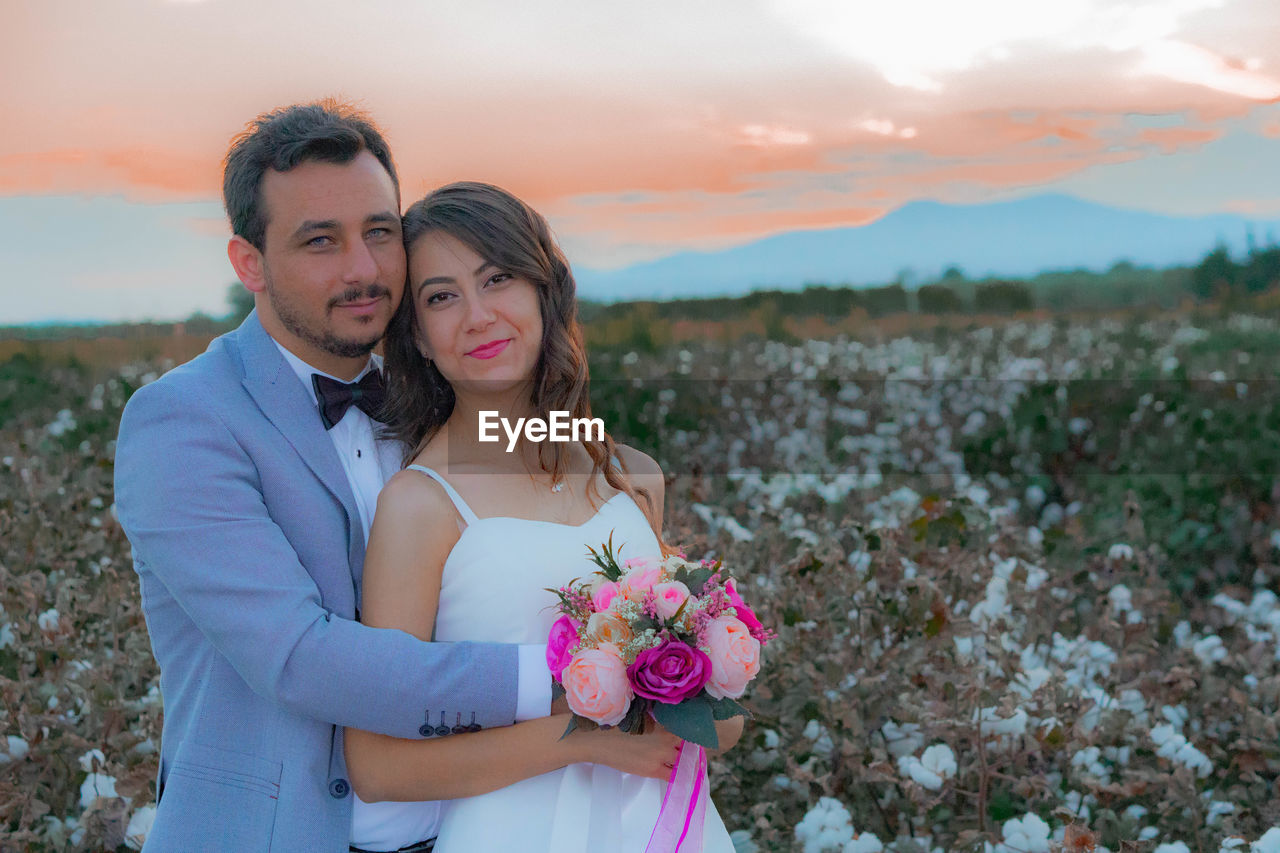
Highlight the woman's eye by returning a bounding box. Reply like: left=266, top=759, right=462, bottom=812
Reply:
left=425, top=291, right=452, bottom=306
left=487, top=273, right=512, bottom=286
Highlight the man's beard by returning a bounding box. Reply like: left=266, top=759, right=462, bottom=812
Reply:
left=264, top=272, right=387, bottom=360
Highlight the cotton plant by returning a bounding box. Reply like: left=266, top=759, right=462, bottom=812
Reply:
left=896, top=743, right=957, bottom=791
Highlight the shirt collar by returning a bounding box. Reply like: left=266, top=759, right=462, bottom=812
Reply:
left=272, top=340, right=382, bottom=405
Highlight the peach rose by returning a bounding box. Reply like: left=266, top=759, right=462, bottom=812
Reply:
left=563, top=643, right=634, bottom=726
left=702, top=615, right=761, bottom=699
left=652, top=580, right=691, bottom=620
left=586, top=611, right=634, bottom=646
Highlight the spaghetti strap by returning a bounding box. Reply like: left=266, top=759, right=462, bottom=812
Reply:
left=404, top=465, right=481, bottom=527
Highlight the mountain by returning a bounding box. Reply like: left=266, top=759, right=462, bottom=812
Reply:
left=573, top=194, right=1280, bottom=301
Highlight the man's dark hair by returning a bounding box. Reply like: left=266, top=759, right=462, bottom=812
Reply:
left=222, top=99, right=400, bottom=251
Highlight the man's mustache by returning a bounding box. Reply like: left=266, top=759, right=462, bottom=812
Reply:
left=329, top=284, right=391, bottom=309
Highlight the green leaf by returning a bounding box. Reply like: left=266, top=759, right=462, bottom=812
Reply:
left=707, top=695, right=751, bottom=721
left=684, top=568, right=714, bottom=592
left=559, top=713, right=599, bottom=741
left=586, top=531, right=625, bottom=581
left=797, top=556, right=824, bottom=577
left=551, top=681, right=565, bottom=702
left=617, top=699, right=650, bottom=734
left=652, top=696, right=720, bottom=750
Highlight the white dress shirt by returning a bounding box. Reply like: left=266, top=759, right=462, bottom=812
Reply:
left=274, top=343, right=551, bottom=722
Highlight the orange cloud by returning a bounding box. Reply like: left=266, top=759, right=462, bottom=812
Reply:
left=1136, top=126, right=1221, bottom=154
left=0, top=148, right=218, bottom=198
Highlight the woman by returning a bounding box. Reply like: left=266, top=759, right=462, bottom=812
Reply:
left=344, top=182, right=741, bottom=852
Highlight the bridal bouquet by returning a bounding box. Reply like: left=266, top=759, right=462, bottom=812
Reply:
left=545, top=534, right=770, bottom=750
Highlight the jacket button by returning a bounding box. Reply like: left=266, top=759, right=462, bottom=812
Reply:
left=419, top=724, right=434, bottom=737
left=329, top=778, right=350, bottom=798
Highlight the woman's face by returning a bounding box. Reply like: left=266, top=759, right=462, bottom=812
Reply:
left=407, top=229, right=543, bottom=399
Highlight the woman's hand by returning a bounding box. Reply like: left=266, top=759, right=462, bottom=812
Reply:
left=570, top=717, right=683, bottom=780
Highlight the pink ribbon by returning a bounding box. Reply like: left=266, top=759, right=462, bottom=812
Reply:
left=646, top=740, right=708, bottom=853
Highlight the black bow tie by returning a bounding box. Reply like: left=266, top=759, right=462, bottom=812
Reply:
left=312, top=371, right=387, bottom=430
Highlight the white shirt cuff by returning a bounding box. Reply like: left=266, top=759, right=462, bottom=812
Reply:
left=514, top=644, right=552, bottom=722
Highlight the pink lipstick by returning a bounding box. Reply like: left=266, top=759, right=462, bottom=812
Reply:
left=467, top=339, right=511, bottom=360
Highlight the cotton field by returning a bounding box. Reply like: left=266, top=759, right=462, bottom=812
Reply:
left=1, top=310, right=1278, bottom=850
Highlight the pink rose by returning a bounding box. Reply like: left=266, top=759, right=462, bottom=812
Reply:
left=619, top=560, right=663, bottom=600
left=652, top=580, right=691, bottom=620
left=563, top=644, right=634, bottom=726
left=702, top=615, right=761, bottom=700
left=723, top=577, right=764, bottom=637
left=546, top=615, right=581, bottom=679
left=591, top=580, right=621, bottom=612
left=628, top=638, right=711, bottom=704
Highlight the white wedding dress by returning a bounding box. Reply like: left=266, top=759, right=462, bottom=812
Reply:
left=410, top=465, right=735, bottom=853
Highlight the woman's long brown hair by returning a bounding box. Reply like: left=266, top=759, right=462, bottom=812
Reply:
left=380, top=181, right=660, bottom=530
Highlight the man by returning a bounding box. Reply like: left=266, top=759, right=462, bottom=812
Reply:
left=114, top=101, right=552, bottom=851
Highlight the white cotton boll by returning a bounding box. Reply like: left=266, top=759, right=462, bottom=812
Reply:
left=1150, top=725, right=1213, bottom=778
left=897, top=755, right=942, bottom=791
left=1024, top=485, right=1046, bottom=509
left=1192, top=636, right=1228, bottom=666
left=1, top=735, right=30, bottom=764
left=1071, top=747, right=1110, bottom=782
left=1024, top=564, right=1049, bottom=590
left=1173, top=621, right=1193, bottom=648
left=1161, top=705, right=1190, bottom=730
left=78, top=749, right=105, bottom=772
left=1218, top=838, right=1247, bottom=852
left=848, top=551, right=872, bottom=575
left=794, top=797, right=854, bottom=853
left=1109, top=585, right=1132, bottom=613
left=1108, top=543, right=1134, bottom=561
left=1153, top=843, right=1190, bottom=853
left=805, top=721, right=835, bottom=756
left=123, top=804, right=156, bottom=851
left=0, top=623, right=14, bottom=650
left=763, top=729, right=780, bottom=749
left=881, top=721, right=924, bottom=758
left=1063, top=790, right=1093, bottom=821
left=920, top=744, right=956, bottom=781
left=1026, top=526, right=1044, bottom=548
left=79, top=773, right=120, bottom=809
left=1127, top=609, right=1144, bottom=624
left=1204, top=800, right=1235, bottom=827
left=953, top=636, right=975, bottom=660
left=773, top=775, right=792, bottom=790
left=1123, top=805, right=1149, bottom=821
left=1011, top=666, right=1050, bottom=699
left=1002, top=813, right=1052, bottom=853
left=845, top=832, right=884, bottom=853
left=37, top=609, right=60, bottom=633
left=1213, top=593, right=1247, bottom=620
left=974, top=707, right=1028, bottom=737
left=1252, top=828, right=1280, bottom=853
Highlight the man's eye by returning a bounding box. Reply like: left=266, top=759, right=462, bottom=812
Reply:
left=306, top=235, right=334, bottom=248
left=367, top=227, right=393, bottom=239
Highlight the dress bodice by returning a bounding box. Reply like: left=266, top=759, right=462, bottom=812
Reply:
left=352, top=466, right=732, bottom=853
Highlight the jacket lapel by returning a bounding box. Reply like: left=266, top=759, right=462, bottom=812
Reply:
left=234, top=312, right=367, bottom=578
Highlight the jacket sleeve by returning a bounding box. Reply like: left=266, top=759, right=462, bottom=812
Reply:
left=114, top=378, right=520, bottom=737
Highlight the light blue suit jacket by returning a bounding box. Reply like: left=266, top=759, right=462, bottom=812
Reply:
left=114, top=311, right=520, bottom=852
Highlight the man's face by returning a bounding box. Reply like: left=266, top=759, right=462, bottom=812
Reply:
left=254, top=150, right=405, bottom=376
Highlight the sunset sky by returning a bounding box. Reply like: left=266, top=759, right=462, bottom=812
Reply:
left=5, top=0, right=1280, bottom=323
